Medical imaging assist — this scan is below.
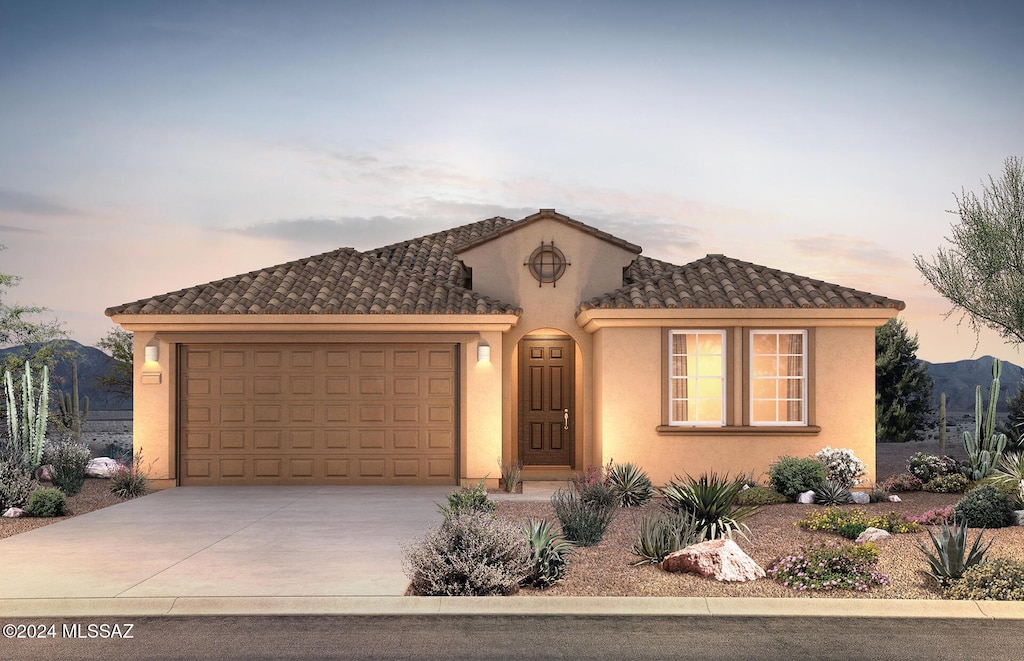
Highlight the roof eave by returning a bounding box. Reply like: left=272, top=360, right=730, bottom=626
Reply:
left=108, top=312, right=521, bottom=334
left=575, top=306, right=902, bottom=333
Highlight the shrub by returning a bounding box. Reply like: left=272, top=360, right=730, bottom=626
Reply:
left=881, top=472, right=923, bottom=492
left=922, top=473, right=969, bottom=494
left=907, top=452, right=960, bottom=483
left=551, top=487, right=615, bottom=547
left=631, top=511, right=704, bottom=565
left=953, top=485, right=1016, bottom=529
left=768, top=541, right=890, bottom=592
left=402, top=512, right=531, bottom=596
left=606, top=462, right=654, bottom=507
left=769, top=456, right=827, bottom=501
left=660, top=472, right=757, bottom=540
left=908, top=505, right=955, bottom=526
left=110, top=453, right=151, bottom=500
left=522, top=519, right=575, bottom=588
left=43, top=435, right=91, bottom=496
left=497, top=459, right=523, bottom=493
left=797, top=507, right=920, bottom=539
left=982, top=452, right=1024, bottom=503
left=867, top=484, right=890, bottom=503
left=24, top=487, right=67, bottom=517
left=814, top=447, right=867, bottom=488
left=734, top=485, right=789, bottom=506
left=916, top=518, right=991, bottom=586
left=945, top=557, right=1024, bottom=600
left=813, top=479, right=851, bottom=506
left=0, top=458, right=39, bottom=511
left=438, top=478, right=496, bottom=518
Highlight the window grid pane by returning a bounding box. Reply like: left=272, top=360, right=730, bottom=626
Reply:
left=750, top=331, right=806, bottom=425
left=669, top=331, right=725, bottom=426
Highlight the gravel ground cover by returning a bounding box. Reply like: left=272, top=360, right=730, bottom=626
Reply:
left=0, top=477, right=122, bottom=540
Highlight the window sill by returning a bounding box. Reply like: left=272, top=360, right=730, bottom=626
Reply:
left=656, top=425, right=822, bottom=436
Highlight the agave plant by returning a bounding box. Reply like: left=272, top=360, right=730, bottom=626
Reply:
left=813, top=479, right=852, bottom=506
left=607, top=461, right=654, bottom=507
left=630, top=511, right=703, bottom=565
left=522, top=518, right=575, bottom=588
left=659, top=472, right=758, bottom=540
left=915, top=518, right=991, bottom=586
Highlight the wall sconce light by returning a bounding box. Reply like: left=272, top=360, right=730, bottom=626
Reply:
left=144, top=344, right=159, bottom=363
left=477, top=340, right=490, bottom=363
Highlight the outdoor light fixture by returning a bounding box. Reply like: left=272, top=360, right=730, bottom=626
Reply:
left=145, top=344, right=159, bottom=363
left=477, top=340, right=490, bottom=363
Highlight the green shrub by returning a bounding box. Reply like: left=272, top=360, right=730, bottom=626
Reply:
left=522, top=519, right=575, bottom=588
left=734, top=485, right=789, bottom=506
left=813, top=479, right=851, bottom=506
left=109, top=453, right=151, bottom=500
left=768, top=541, right=890, bottom=592
left=797, top=507, right=920, bottom=539
left=606, top=462, right=654, bottom=507
left=907, top=452, right=960, bottom=483
left=769, top=456, right=827, bottom=501
left=438, top=478, right=496, bottom=518
left=43, top=436, right=91, bottom=496
left=922, top=473, right=969, bottom=494
left=0, top=459, right=39, bottom=511
left=660, top=472, right=757, bottom=540
left=402, top=512, right=531, bottom=596
left=867, top=484, right=890, bottom=503
left=631, top=511, right=704, bottom=565
left=24, top=487, right=67, bottom=517
left=881, top=472, right=923, bottom=492
left=945, top=557, right=1024, bottom=600
left=497, top=459, right=523, bottom=493
left=551, top=487, right=615, bottom=547
left=953, top=485, right=1016, bottom=529
left=916, top=518, right=991, bottom=586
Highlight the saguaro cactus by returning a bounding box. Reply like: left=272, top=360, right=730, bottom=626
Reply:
left=4, top=360, right=50, bottom=472
left=56, top=361, right=90, bottom=442
left=962, top=358, right=1008, bottom=480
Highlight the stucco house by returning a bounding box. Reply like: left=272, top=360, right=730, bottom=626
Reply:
left=107, top=209, right=904, bottom=489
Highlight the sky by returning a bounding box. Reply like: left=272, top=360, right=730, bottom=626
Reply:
left=1, top=0, right=1022, bottom=364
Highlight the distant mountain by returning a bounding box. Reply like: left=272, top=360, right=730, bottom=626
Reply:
left=922, top=355, right=1024, bottom=413
left=0, top=340, right=132, bottom=411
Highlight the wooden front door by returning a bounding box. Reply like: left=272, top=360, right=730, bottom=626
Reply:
left=518, top=337, right=575, bottom=466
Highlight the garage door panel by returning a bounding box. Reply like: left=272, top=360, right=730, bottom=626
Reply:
left=180, top=343, right=458, bottom=486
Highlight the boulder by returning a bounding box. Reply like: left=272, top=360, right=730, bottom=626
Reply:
left=86, top=457, right=120, bottom=478
left=1014, top=510, right=1024, bottom=526
left=887, top=495, right=902, bottom=503
left=35, top=465, right=53, bottom=482
left=797, top=490, right=816, bottom=504
left=2, top=507, right=26, bottom=518
left=855, top=527, right=891, bottom=544
left=661, top=539, right=766, bottom=582
left=850, top=492, right=871, bottom=505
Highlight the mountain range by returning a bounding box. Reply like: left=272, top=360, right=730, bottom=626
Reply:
left=922, top=355, right=1024, bottom=413
left=0, top=340, right=132, bottom=411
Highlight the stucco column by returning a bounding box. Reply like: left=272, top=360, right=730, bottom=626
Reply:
left=132, top=331, right=175, bottom=489
left=462, top=331, right=503, bottom=488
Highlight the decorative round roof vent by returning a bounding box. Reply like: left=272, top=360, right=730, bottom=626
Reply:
left=526, top=241, right=569, bottom=286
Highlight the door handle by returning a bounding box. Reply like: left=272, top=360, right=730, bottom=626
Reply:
left=563, top=409, right=569, bottom=430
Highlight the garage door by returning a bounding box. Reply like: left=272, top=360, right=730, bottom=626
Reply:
left=178, top=344, right=458, bottom=485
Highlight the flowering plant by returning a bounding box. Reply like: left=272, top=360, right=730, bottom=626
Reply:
left=908, top=505, right=955, bottom=526
left=767, top=541, right=890, bottom=592
left=814, top=447, right=867, bottom=488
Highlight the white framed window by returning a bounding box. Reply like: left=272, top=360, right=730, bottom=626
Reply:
left=750, top=330, right=807, bottom=425
left=668, top=330, right=726, bottom=426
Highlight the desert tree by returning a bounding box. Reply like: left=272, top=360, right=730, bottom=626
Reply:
left=914, top=156, right=1024, bottom=345
left=0, top=246, right=67, bottom=374
left=95, top=327, right=133, bottom=399
left=876, top=318, right=934, bottom=442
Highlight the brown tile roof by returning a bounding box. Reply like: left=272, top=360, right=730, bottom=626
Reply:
left=579, top=254, right=906, bottom=311
left=455, top=209, right=642, bottom=254
left=106, top=247, right=521, bottom=316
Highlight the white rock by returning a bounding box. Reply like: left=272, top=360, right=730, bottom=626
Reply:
left=662, top=539, right=766, bottom=582
left=887, top=495, right=902, bottom=502
left=86, top=457, right=120, bottom=478
left=856, top=527, right=891, bottom=544
left=2, top=507, right=26, bottom=518
left=850, top=492, right=871, bottom=504
left=1014, top=510, right=1024, bottom=526
left=797, top=490, right=816, bottom=504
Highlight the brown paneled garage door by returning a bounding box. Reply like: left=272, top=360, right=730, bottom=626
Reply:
left=178, top=344, right=458, bottom=485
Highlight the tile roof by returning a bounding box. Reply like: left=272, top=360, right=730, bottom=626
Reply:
left=106, top=247, right=521, bottom=316
left=455, top=209, right=642, bottom=255
left=579, top=254, right=906, bottom=311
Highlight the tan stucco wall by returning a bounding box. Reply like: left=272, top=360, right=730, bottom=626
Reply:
left=593, top=324, right=878, bottom=487
left=131, top=331, right=176, bottom=489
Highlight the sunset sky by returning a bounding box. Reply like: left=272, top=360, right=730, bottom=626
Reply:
left=1, top=0, right=1022, bottom=364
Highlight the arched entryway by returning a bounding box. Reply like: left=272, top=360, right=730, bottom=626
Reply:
left=517, top=334, right=576, bottom=466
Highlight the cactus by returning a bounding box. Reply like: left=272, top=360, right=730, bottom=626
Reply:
left=55, top=361, right=89, bottom=442
left=962, top=359, right=1008, bottom=480
left=939, top=392, right=947, bottom=453
left=3, top=360, right=50, bottom=472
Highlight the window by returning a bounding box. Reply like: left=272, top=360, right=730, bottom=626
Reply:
left=750, top=330, right=806, bottom=425
left=668, top=330, right=725, bottom=425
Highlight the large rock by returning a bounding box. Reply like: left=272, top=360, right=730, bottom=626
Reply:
left=662, top=539, right=766, bottom=582
left=850, top=492, right=870, bottom=505
left=35, top=465, right=53, bottom=482
left=86, top=457, right=121, bottom=478
left=1014, top=510, right=1024, bottom=526
left=797, top=490, right=816, bottom=504
left=2, top=507, right=26, bottom=518
left=856, top=527, right=891, bottom=544
left=887, top=495, right=902, bottom=503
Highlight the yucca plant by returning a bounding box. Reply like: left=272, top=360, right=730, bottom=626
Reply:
left=607, top=461, right=654, bottom=507
left=813, top=479, right=852, bottom=506
left=551, top=487, right=615, bottom=547
left=982, top=452, right=1024, bottom=506
left=659, top=472, right=758, bottom=540
left=915, top=518, right=991, bottom=586
left=631, top=511, right=703, bottom=565
left=522, top=518, right=575, bottom=587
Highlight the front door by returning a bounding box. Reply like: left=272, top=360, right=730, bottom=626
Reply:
left=518, top=337, right=575, bottom=466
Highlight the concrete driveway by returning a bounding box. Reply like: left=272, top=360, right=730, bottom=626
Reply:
left=0, top=486, right=450, bottom=599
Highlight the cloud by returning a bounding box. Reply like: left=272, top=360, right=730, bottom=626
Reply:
left=227, top=216, right=435, bottom=251
left=0, top=224, right=46, bottom=235
left=791, top=233, right=902, bottom=268
left=0, top=189, right=83, bottom=217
